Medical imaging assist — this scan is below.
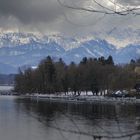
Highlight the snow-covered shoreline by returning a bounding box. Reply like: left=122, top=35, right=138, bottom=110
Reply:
left=19, top=93, right=140, bottom=104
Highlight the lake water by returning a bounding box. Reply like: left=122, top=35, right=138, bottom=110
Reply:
left=0, top=96, right=140, bottom=140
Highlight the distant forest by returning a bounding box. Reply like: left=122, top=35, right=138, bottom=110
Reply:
left=14, top=56, right=140, bottom=95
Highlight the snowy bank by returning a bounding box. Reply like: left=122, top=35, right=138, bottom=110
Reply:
left=19, top=92, right=139, bottom=104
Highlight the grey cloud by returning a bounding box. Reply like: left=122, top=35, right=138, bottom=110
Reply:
left=0, top=0, right=63, bottom=24
left=0, top=0, right=139, bottom=38
left=117, top=0, right=140, bottom=6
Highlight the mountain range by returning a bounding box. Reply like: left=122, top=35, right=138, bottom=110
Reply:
left=0, top=32, right=139, bottom=74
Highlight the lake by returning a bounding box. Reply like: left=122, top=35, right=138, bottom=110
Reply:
left=0, top=96, right=140, bottom=140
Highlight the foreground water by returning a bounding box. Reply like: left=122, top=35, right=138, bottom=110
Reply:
left=0, top=96, right=140, bottom=140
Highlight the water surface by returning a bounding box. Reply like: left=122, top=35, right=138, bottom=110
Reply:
left=0, top=96, right=140, bottom=140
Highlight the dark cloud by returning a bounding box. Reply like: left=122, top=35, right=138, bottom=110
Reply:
left=0, top=0, right=139, bottom=38
left=0, top=0, right=138, bottom=25
left=0, top=0, right=63, bottom=24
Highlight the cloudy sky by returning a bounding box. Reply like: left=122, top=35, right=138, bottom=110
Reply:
left=0, top=0, right=140, bottom=47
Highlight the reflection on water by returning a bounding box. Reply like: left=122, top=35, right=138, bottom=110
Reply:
left=0, top=96, right=140, bottom=140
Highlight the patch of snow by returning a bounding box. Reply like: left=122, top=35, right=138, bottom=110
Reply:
left=85, top=48, right=96, bottom=57
left=0, top=86, right=14, bottom=91
left=75, top=54, right=81, bottom=58
left=31, top=66, right=37, bottom=69
left=93, top=48, right=104, bottom=56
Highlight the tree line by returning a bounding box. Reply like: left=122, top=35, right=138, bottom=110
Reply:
left=14, top=56, right=139, bottom=95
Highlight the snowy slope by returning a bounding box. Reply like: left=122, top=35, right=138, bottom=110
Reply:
left=62, top=39, right=116, bottom=63
left=0, top=32, right=139, bottom=74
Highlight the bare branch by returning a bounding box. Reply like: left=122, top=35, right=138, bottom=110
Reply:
left=58, top=0, right=140, bottom=16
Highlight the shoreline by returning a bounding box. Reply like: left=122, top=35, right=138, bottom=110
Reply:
left=19, top=94, right=140, bottom=104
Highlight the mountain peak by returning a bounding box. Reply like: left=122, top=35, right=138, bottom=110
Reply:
left=0, top=32, right=139, bottom=74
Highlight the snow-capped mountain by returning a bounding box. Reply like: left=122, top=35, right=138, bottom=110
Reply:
left=0, top=32, right=139, bottom=74
left=105, top=27, right=140, bottom=48
left=0, top=32, right=79, bottom=50
left=62, top=39, right=116, bottom=63
left=114, top=44, right=140, bottom=63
